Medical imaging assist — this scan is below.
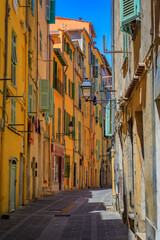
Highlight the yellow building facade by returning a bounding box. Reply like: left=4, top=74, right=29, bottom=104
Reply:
left=0, top=0, right=28, bottom=215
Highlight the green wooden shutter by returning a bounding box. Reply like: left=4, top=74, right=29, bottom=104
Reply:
left=49, top=87, right=54, bottom=117
left=52, top=103, right=55, bottom=138
left=106, top=101, right=112, bottom=136
left=58, top=108, right=61, bottom=142
left=28, top=83, right=33, bottom=116
left=72, top=82, right=75, bottom=100
left=72, top=116, right=75, bottom=139
left=67, top=43, right=70, bottom=54
left=69, top=79, right=70, bottom=97
left=39, top=79, right=50, bottom=111
left=11, top=98, right=16, bottom=125
left=120, top=0, right=141, bottom=27
left=70, top=48, right=72, bottom=60
left=79, top=121, right=81, bottom=151
left=47, top=0, right=55, bottom=24
left=45, top=0, right=50, bottom=20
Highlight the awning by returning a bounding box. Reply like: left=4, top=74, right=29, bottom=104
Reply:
left=54, top=48, right=68, bottom=66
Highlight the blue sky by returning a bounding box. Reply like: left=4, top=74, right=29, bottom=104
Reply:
left=55, top=0, right=112, bottom=66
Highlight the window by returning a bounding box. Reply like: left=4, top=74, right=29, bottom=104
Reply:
left=11, top=31, right=17, bottom=86
left=45, top=0, right=50, bottom=20
left=39, top=30, right=42, bottom=55
left=72, top=82, right=75, bottom=100
left=11, top=98, right=16, bottom=126
left=39, top=79, right=50, bottom=111
left=69, top=48, right=72, bottom=61
left=78, top=121, right=81, bottom=151
left=67, top=43, right=70, bottom=54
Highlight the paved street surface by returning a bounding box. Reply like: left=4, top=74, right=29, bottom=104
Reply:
left=0, top=189, right=135, bottom=240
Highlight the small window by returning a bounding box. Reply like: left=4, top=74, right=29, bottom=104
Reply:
left=11, top=31, right=17, bottom=86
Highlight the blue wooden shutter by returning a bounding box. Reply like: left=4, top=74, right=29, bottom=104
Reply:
left=32, top=0, right=35, bottom=16
left=28, top=83, right=33, bottom=116
left=120, top=0, right=141, bottom=26
left=47, top=0, right=55, bottom=24
left=45, top=0, right=50, bottom=20
left=39, top=79, right=50, bottom=111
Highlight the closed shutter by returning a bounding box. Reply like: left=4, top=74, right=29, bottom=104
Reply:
left=28, top=83, right=33, bottom=116
left=47, top=0, right=55, bottom=24
left=11, top=98, right=16, bottom=125
left=72, top=82, right=75, bottom=100
left=79, top=121, right=81, bottom=151
left=120, top=0, right=141, bottom=26
left=72, top=116, right=75, bottom=139
left=70, top=48, right=72, bottom=60
left=52, top=103, right=55, bottom=138
left=58, top=108, right=61, bottom=142
left=49, top=87, right=54, bottom=117
left=39, top=79, right=50, bottom=111
left=45, top=0, right=50, bottom=20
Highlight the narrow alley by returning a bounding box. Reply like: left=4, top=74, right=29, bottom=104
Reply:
left=0, top=189, right=133, bottom=240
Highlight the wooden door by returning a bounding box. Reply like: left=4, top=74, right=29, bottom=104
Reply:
left=9, top=160, right=17, bottom=212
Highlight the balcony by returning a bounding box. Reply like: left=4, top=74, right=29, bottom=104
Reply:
left=53, top=75, right=64, bottom=96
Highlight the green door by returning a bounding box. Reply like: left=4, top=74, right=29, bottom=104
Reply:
left=9, top=159, right=17, bottom=212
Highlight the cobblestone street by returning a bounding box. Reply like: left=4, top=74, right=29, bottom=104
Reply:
left=0, top=189, right=134, bottom=240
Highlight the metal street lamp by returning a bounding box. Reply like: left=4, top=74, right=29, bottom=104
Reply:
left=81, top=78, right=92, bottom=101
left=56, top=121, right=74, bottom=138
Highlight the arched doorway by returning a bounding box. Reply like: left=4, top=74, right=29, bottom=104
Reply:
left=9, top=157, right=18, bottom=212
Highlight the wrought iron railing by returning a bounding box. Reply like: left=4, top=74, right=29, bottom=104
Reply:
left=53, top=75, right=64, bottom=96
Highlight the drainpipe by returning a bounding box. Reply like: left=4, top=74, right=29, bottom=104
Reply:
left=111, top=0, right=116, bottom=206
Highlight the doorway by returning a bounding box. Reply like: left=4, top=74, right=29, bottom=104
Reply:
left=9, top=158, right=18, bottom=212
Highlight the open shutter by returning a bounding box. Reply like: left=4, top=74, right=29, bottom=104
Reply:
left=45, top=0, right=50, bottom=20
left=105, top=101, right=112, bottom=136
left=47, top=0, right=55, bottom=24
left=28, top=83, right=33, bottom=116
left=120, top=0, right=141, bottom=26
left=72, top=82, right=75, bottom=100
left=32, top=0, right=35, bottom=16
left=49, top=87, right=54, bottom=117
left=72, top=116, right=75, bottom=139
left=39, top=79, right=50, bottom=111
left=67, top=43, right=70, bottom=54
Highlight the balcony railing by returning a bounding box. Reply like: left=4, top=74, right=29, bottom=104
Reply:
left=53, top=75, right=64, bottom=96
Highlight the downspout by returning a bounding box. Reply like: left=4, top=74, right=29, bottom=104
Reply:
left=111, top=0, right=116, bottom=205
left=2, top=0, right=9, bottom=131
left=0, top=0, right=9, bottom=215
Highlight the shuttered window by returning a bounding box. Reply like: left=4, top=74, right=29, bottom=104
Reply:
left=11, top=98, right=16, bottom=125
left=72, top=116, right=75, bottom=139
left=47, top=0, right=55, bottom=24
left=52, top=103, right=55, bottom=138
left=58, top=108, right=61, bottom=142
left=78, top=121, right=81, bottom=151
left=70, top=48, right=72, bottom=60
left=105, top=101, right=112, bottom=136
left=45, top=0, right=50, bottom=20
left=120, top=0, right=140, bottom=26
left=39, top=79, right=50, bottom=111
left=67, top=43, right=70, bottom=54
left=28, top=83, right=33, bottom=116
left=11, top=31, right=17, bottom=86
left=72, top=82, right=75, bottom=100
